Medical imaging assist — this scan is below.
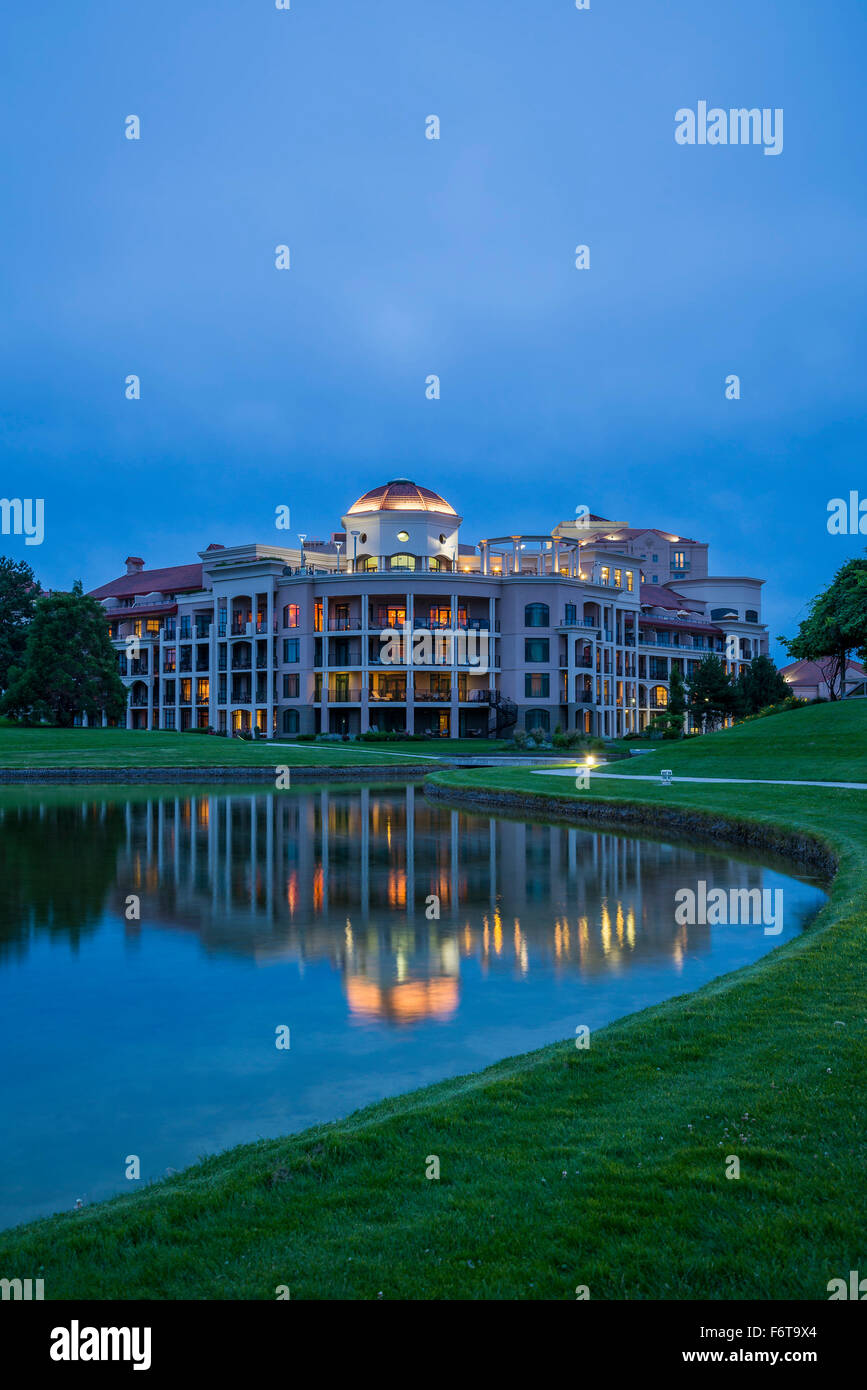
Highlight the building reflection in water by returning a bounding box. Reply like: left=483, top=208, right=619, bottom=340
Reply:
left=103, top=785, right=815, bottom=1025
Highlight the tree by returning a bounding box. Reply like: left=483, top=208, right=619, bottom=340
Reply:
left=687, top=654, right=737, bottom=730
left=782, top=556, right=867, bottom=699
left=736, top=654, right=791, bottom=715
left=0, top=556, right=40, bottom=692
left=668, top=665, right=686, bottom=719
left=1, top=581, right=127, bottom=727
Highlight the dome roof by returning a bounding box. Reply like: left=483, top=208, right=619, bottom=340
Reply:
left=346, top=479, right=457, bottom=516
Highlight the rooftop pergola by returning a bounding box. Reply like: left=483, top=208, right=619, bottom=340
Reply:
left=478, top=535, right=588, bottom=579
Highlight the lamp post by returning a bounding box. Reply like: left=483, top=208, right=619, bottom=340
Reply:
left=334, top=539, right=343, bottom=573
left=297, top=533, right=306, bottom=573
left=350, top=530, right=360, bottom=572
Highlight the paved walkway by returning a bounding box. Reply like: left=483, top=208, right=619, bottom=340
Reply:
left=534, top=768, right=867, bottom=790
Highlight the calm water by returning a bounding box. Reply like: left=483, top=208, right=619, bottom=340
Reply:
left=0, top=784, right=826, bottom=1229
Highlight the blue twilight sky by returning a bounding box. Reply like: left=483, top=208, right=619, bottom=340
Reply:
left=1, top=0, right=865, bottom=657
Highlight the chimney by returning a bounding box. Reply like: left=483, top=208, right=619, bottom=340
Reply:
left=125, top=556, right=145, bottom=575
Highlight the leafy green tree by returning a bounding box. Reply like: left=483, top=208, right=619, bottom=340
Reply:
left=1, top=581, right=127, bottom=727
left=782, top=556, right=867, bottom=699
left=687, top=654, right=737, bottom=729
left=736, top=654, right=791, bottom=715
left=0, top=556, right=40, bottom=692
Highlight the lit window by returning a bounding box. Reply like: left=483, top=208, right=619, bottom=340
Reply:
left=396, top=530, right=410, bottom=543
left=626, top=571, right=634, bottom=592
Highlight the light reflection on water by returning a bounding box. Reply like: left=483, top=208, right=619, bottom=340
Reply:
left=0, top=784, right=827, bottom=1228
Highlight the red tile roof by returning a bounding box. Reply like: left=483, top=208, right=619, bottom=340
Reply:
left=639, top=583, right=696, bottom=609
left=89, top=563, right=204, bottom=600
left=780, top=658, right=866, bottom=681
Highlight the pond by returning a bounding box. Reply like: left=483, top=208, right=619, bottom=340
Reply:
left=0, top=783, right=827, bottom=1229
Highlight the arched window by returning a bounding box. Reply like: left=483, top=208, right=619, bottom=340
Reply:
left=711, top=607, right=738, bottom=621
left=357, top=555, right=377, bottom=572
left=745, top=609, right=758, bottom=624
left=524, top=708, right=550, bottom=731
left=389, top=553, right=417, bottom=570
left=282, top=708, right=299, bottom=735
left=652, top=685, right=668, bottom=708
left=524, top=603, right=550, bottom=628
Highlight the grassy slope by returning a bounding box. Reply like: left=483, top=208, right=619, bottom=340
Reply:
left=1, top=706, right=865, bottom=1300
left=606, top=699, right=867, bottom=782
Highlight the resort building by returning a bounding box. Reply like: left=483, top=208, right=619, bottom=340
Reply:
left=88, top=479, right=769, bottom=738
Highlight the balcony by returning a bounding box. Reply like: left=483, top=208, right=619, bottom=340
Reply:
left=327, top=689, right=362, bottom=702
left=368, top=688, right=406, bottom=702
left=414, top=689, right=452, bottom=702
left=327, top=618, right=362, bottom=631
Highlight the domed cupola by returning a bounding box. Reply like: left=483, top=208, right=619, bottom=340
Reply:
left=341, top=480, right=462, bottom=571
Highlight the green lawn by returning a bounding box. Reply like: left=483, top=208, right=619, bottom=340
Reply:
left=1, top=703, right=864, bottom=1299
left=607, top=700, right=867, bottom=782
left=0, top=727, right=460, bottom=768
left=0, top=726, right=580, bottom=769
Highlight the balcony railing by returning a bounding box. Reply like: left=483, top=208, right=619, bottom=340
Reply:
left=326, top=689, right=362, bottom=702
left=414, top=689, right=452, bottom=702
left=327, top=618, right=362, bottom=630
left=368, top=688, right=406, bottom=702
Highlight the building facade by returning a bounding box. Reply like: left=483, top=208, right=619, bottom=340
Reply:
left=88, top=479, right=769, bottom=739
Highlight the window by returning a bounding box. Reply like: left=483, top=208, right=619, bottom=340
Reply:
left=396, top=530, right=410, bottom=543
left=614, top=569, right=622, bottom=588
left=745, top=609, right=758, bottom=623
left=283, top=639, right=299, bottom=663
left=314, top=600, right=323, bottom=632
left=389, top=553, right=416, bottom=569
left=524, top=707, right=550, bottom=731
left=282, top=709, right=299, bottom=735
left=283, top=673, right=299, bottom=698
left=652, top=685, right=668, bottom=707
left=524, top=603, right=549, bottom=628
left=146, top=619, right=160, bottom=635
left=652, top=553, right=658, bottom=563
left=652, top=575, right=658, bottom=584
left=283, top=604, right=300, bottom=628
left=358, top=555, right=377, bottom=571
left=565, top=603, right=577, bottom=624
left=711, top=607, right=738, bottom=621
left=525, top=673, right=550, bottom=698
left=163, top=709, right=176, bottom=730
left=626, top=570, right=634, bottom=592
left=196, top=678, right=209, bottom=704
left=601, top=567, right=610, bottom=585
left=524, top=638, right=549, bottom=662
left=180, top=679, right=192, bottom=705
left=672, top=551, right=685, bottom=569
